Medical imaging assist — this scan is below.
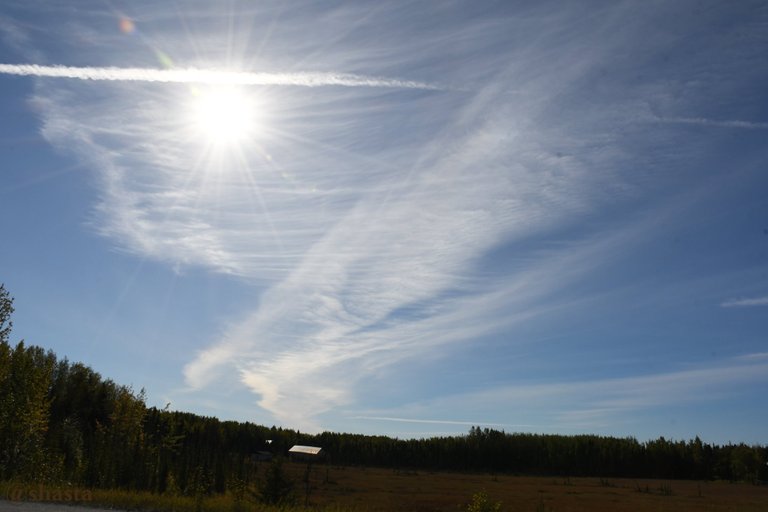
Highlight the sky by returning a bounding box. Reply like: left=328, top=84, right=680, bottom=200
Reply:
left=0, top=0, right=766, bottom=444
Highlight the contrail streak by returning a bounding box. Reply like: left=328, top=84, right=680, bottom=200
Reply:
left=657, top=116, right=768, bottom=130
left=350, top=416, right=531, bottom=428
left=721, top=296, right=768, bottom=308
left=0, top=63, right=440, bottom=90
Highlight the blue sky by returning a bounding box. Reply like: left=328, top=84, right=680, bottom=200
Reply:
left=1, top=0, right=767, bottom=443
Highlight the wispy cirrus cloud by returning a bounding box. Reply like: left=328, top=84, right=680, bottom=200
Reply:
left=721, top=296, right=768, bottom=308
left=13, top=0, right=768, bottom=434
left=28, top=3, right=637, bottom=430
left=357, top=354, right=768, bottom=433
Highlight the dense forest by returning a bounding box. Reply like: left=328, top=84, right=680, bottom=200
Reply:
left=1, top=283, right=766, bottom=496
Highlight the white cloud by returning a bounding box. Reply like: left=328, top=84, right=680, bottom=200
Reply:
left=349, top=416, right=523, bottom=428
left=0, top=63, right=441, bottom=90
left=357, top=354, right=768, bottom=432
left=26, top=10, right=657, bottom=429
left=721, top=296, right=768, bottom=308
left=19, top=1, right=768, bottom=432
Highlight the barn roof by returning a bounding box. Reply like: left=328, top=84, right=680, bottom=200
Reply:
left=288, top=445, right=323, bottom=456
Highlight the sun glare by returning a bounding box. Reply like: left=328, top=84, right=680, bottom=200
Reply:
left=188, top=86, right=259, bottom=148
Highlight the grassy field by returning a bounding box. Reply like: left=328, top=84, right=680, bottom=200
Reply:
left=3, top=463, right=768, bottom=512
left=283, top=462, right=768, bottom=512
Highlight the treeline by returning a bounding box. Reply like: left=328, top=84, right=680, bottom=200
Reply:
left=0, top=284, right=280, bottom=491
left=1, top=283, right=766, bottom=495
left=315, top=428, right=767, bottom=481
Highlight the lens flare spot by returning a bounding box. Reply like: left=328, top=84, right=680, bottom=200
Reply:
left=119, top=17, right=135, bottom=34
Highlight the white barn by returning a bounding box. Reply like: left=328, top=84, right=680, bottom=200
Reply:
left=288, top=445, right=324, bottom=462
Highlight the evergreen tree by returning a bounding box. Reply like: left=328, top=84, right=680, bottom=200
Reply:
left=259, top=458, right=295, bottom=506
left=0, top=283, right=12, bottom=344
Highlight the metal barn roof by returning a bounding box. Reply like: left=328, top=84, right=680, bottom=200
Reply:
left=288, top=445, right=323, bottom=455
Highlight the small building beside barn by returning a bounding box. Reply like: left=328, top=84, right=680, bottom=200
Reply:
left=251, top=450, right=273, bottom=462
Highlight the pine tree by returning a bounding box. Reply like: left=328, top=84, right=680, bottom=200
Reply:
left=259, top=458, right=295, bottom=506
left=0, top=283, right=13, bottom=344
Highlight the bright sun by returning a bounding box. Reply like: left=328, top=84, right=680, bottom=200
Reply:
left=188, top=86, right=259, bottom=147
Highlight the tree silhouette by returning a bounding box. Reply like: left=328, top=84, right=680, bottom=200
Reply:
left=0, top=283, right=13, bottom=344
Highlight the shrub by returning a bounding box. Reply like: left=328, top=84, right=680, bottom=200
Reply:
left=467, top=491, right=502, bottom=512
left=259, top=458, right=295, bottom=506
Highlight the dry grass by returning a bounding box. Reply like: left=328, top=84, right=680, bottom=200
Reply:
left=3, top=464, right=768, bottom=512
left=279, top=462, right=768, bottom=512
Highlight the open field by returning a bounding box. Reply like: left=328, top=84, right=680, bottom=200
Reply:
left=284, top=462, right=768, bottom=512
left=3, top=464, right=768, bottom=512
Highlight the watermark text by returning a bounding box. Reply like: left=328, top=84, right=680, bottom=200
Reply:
left=6, top=484, right=93, bottom=502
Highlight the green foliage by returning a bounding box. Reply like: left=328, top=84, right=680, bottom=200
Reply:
left=0, top=339, right=56, bottom=481
left=189, top=465, right=213, bottom=512
left=228, top=474, right=247, bottom=512
left=466, top=491, right=501, bottom=512
left=0, top=283, right=13, bottom=344
left=165, top=471, right=181, bottom=497
left=259, top=458, right=295, bottom=506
